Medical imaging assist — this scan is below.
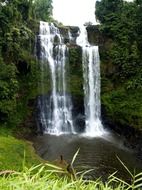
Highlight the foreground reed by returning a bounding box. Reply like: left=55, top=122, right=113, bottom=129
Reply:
left=0, top=150, right=142, bottom=190
left=0, top=161, right=142, bottom=190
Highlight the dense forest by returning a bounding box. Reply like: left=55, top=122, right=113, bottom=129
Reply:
left=95, top=0, right=142, bottom=132
left=0, top=0, right=52, bottom=132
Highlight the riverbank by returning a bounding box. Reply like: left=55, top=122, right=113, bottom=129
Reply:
left=0, top=126, right=43, bottom=171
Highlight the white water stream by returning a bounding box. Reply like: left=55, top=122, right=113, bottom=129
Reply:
left=77, top=26, right=105, bottom=136
left=38, top=21, right=75, bottom=135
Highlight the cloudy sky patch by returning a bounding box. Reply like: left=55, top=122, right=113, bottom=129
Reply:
left=52, top=0, right=134, bottom=26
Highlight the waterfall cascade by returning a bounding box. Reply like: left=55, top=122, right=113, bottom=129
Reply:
left=77, top=26, right=105, bottom=136
left=38, top=21, right=75, bottom=135
left=37, top=21, right=106, bottom=137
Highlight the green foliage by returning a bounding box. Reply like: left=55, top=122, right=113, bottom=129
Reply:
left=68, top=46, right=83, bottom=96
left=96, top=0, right=142, bottom=129
left=34, top=0, right=53, bottom=21
left=0, top=0, right=52, bottom=130
left=102, top=89, right=142, bottom=129
left=0, top=59, right=19, bottom=123
left=96, top=0, right=123, bottom=25
left=0, top=162, right=142, bottom=189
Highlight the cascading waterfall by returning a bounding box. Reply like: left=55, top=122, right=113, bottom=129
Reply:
left=38, top=21, right=75, bottom=135
left=77, top=26, right=105, bottom=136
left=37, top=21, right=106, bottom=137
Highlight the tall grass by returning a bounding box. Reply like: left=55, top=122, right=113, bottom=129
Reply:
left=0, top=150, right=142, bottom=189
left=0, top=162, right=142, bottom=190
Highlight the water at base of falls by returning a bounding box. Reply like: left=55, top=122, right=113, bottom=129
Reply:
left=77, top=26, right=106, bottom=137
left=38, top=21, right=75, bottom=135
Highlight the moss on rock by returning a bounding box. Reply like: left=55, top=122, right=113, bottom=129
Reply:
left=68, top=45, right=83, bottom=97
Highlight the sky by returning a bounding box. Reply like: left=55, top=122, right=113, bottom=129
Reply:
left=52, top=0, right=96, bottom=26
left=52, top=0, right=134, bottom=26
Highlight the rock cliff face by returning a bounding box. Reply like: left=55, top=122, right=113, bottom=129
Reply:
left=86, top=25, right=104, bottom=46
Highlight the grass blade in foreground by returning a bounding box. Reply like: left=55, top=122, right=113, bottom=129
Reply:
left=0, top=165, right=142, bottom=190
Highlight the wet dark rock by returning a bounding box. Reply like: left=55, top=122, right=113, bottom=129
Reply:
left=72, top=96, right=85, bottom=133
left=69, top=26, right=79, bottom=37
left=57, top=25, right=80, bottom=44
left=54, top=35, right=61, bottom=45
left=36, top=35, right=42, bottom=59
left=86, top=25, right=105, bottom=46
left=17, top=60, right=30, bottom=75
left=58, top=26, right=69, bottom=43
left=74, top=114, right=85, bottom=133
left=101, top=105, right=142, bottom=156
